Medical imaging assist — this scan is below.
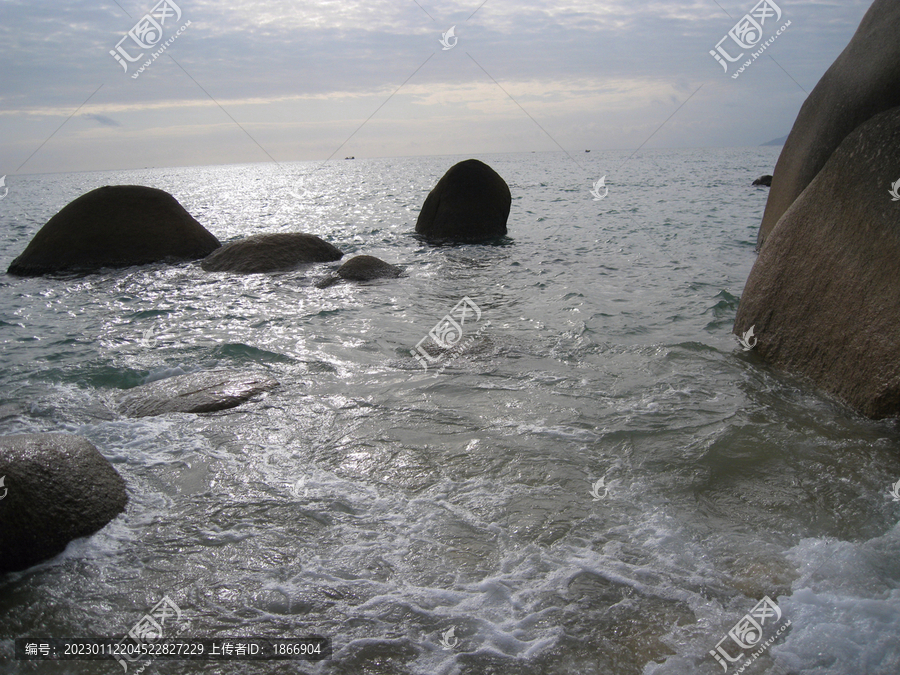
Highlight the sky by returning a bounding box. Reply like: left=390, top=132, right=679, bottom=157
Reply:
left=0, top=0, right=874, bottom=174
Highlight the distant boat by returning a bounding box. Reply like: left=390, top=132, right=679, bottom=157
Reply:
left=345, top=156, right=355, bottom=160
left=585, top=150, right=590, bottom=153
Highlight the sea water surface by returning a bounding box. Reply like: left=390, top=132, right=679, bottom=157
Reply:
left=0, top=150, right=898, bottom=674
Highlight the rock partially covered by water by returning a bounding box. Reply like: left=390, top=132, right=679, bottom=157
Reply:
left=118, top=370, right=278, bottom=418
left=752, top=175, right=772, bottom=187
left=316, top=255, right=403, bottom=288
left=757, top=0, right=900, bottom=247
left=7, top=186, right=220, bottom=276
left=415, top=159, right=511, bottom=242
left=734, top=106, right=900, bottom=419
left=0, top=433, right=127, bottom=574
left=200, top=233, right=343, bottom=273
left=336, top=255, right=403, bottom=281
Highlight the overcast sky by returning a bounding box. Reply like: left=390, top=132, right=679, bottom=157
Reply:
left=0, top=0, right=873, bottom=174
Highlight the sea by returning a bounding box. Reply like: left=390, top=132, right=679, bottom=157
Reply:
left=0, top=149, right=898, bottom=675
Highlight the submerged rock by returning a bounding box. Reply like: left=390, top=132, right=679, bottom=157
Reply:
left=200, top=233, right=343, bottom=273
left=7, top=185, right=220, bottom=276
left=757, top=0, right=900, bottom=247
left=316, top=255, right=403, bottom=288
left=118, top=370, right=278, bottom=418
left=415, top=159, right=511, bottom=242
left=0, top=433, right=127, bottom=574
left=752, top=175, right=772, bottom=187
left=734, top=106, right=900, bottom=419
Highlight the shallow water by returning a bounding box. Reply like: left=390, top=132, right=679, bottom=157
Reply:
left=0, top=149, right=898, bottom=674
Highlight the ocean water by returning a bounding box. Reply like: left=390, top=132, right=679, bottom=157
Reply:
left=0, top=149, right=898, bottom=675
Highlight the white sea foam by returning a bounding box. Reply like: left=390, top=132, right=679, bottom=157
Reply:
left=772, top=522, right=900, bottom=675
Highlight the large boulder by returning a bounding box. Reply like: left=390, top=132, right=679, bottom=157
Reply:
left=118, top=370, right=278, bottom=418
left=315, top=255, right=403, bottom=288
left=7, top=186, right=220, bottom=276
left=757, top=0, right=900, bottom=247
left=0, top=433, right=127, bottom=574
left=734, top=106, right=900, bottom=419
left=200, top=233, right=343, bottom=273
left=414, top=159, right=511, bottom=242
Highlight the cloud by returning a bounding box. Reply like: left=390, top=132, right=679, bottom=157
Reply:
left=0, top=0, right=878, bottom=173
left=82, top=113, right=122, bottom=127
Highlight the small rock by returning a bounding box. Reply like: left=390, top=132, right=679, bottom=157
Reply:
left=316, top=255, right=403, bottom=288
left=118, top=371, right=278, bottom=418
left=200, top=233, right=343, bottom=273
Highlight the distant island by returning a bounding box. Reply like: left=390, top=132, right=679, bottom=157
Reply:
left=760, top=134, right=788, bottom=146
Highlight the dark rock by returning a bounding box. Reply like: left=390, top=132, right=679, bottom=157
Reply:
left=200, top=233, right=343, bottom=273
left=118, top=370, right=278, bottom=418
left=315, top=277, right=340, bottom=289
left=316, top=255, right=403, bottom=288
left=414, top=159, right=511, bottom=242
left=337, top=255, right=403, bottom=281
left=7, top=186, right=220, bottom=276
left=752, top=175, right=773, bottom=187
left=734, top=105, right=900, bottom=419
left=0, top=433, right=127, bottom=574
left=757, top=0, right=900, bottom=247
